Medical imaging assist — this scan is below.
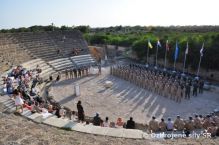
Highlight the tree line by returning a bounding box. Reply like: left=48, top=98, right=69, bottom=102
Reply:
left=1, top=25, right=219, bottom=70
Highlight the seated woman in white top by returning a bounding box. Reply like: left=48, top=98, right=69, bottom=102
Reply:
left=103, top=117, right=109, bottom=127
left=167, top=118, right=174, bottom=131
left=59, top=106, right=66, bottom=119
left=71, top=111, right=78, bottom=122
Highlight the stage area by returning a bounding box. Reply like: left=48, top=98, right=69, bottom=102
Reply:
left=50, top=67, right=219, bottom=124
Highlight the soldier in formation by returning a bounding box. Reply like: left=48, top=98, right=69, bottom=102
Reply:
left=111, top=63, right=204, bottom=103
left=63, top=66, right=90, bottom=80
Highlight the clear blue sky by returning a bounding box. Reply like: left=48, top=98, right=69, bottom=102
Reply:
left=1, top=0, right=219, bottom=29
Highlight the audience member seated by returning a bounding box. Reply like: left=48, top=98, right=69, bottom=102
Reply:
left=174, top=115, right=185, bottom=131
left=109, top=122, right=116, bottom=128
left=59, top=106, right=66, bottom=119
left=167, top=118, right=174, bottom=131
left=159, top=118, right=167, bottom=132
left=207, top=122, right=218, bottom=137
left=184, top=117, right=195, bottom=137
left=71, top=111, right=78, bottom=122
left=116, top=117, right=124, bottom=128
left=48, top=104, right=54, bottom=113
left=103, top=117, right=109, bottom=127
left=148, top=116, right=159, bottom=133
left=93, top=113, right=102, bottom=126
left=23, top=100, right=32, bottom=110
left=31, top=101, right=42, bottom=113
left=126, top=117, right=135, bottom=129
left=194, top=114, right=203, bottom=129
left=203, top=115, right=211, bottom=129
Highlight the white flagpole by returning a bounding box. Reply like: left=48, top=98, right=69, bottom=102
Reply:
left=173, top=41, right=177, bottom=71
left=197, top=43, right=204, bottom=77
left=183, top=42, right=188, bottom=74
left=155, top=43, right=158, bottom=67
left=164, top=40, right=168, bottom=70
left=146, top=41, right=149, bottom=65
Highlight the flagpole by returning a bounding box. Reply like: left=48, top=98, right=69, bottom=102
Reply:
left=146, top=42, right=149, bottom=65
left=197, top=55, right=202, bottom=77
left=182, top=42, right=188, bottom=74
left=183, top=53, right=187, bottom=74
left=173, top=41, right=177, bottom=71
left=197, top=42, right=204, bottom=77
left=155, top=44, right=158, bottom=67
left=164, top=46, right=167, bottom=70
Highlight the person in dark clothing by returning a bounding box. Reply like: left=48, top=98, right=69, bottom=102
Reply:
left=185, top=83, right=191, bottom=99
left=77, top=101, right=84, bottom=122
left=56, top=74, right=61, bottom=82
left=199, top=80, right=204, bottom=94
left=73, top=68, right=77, bottom=78
left=126, top=117, right=135, bottom=129
left=49, top=75, right=53, bottom=81
left=193, top=81, right=198, bottom=97
left=93, top=113, right=102, bottom=126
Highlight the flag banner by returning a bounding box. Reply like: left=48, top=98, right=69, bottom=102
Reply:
left=185, top=42, right=189, bottom=55
left=200, top=43, right=204, bottom=57
left=157, top=40, right=162, bottom=48
left=166, top=40, right=170, bottom=51
left=148, top=40, right=153, bottom=49
left=174, top=41, right=179, bottom=61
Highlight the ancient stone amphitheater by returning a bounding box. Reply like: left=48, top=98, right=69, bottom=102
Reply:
left=0, top=30, right=148, bottom=140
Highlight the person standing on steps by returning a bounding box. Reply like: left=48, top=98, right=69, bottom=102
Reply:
left=77, top=100, right=85, bottom=123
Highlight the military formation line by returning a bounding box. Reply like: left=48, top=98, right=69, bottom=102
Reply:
left=110, top=63, right=204, bottom=103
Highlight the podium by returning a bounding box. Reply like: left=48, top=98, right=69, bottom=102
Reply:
left=74, top=83, right=80, bottom=96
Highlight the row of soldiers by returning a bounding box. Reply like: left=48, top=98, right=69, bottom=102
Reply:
left=110, top=64, right=204, bottom=103
left=148, top=114, right=219, bottom=137
left=63, top=66, right=90, bottom=80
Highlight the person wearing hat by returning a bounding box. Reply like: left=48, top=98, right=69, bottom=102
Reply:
left=148, top=116, right=159, bottom=133
left=174, top=115, right=185, bottom=131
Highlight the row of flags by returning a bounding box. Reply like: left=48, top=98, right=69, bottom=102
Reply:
left=147, top=40, right=205, bottom=60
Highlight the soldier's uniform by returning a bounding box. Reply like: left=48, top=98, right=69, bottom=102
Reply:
left=159, top=120, right=167, bottom=132
left=70, top=69, right=73, bottom=79
left=65, top=69, right=67, bottom=79
left=184, top=117, right=195, bottom=137
left=148, top=118, right=159, bottom=133
left=174, top=117, right=185, bottom=131
left=194, top=116, right=203, bottom=129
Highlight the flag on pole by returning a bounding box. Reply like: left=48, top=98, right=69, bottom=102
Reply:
left=157, top=40, right=162, bottom=48
left=200, top=43, right=204, bottom=57
left=174, top=41, right=179, bottom=61
left=166, top=40, right=170, bottom=51
left=185, top=42, right=189, bottom=55
left=148, top=40, right=153, bottom=49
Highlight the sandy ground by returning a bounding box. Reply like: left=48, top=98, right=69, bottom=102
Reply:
left=50, top=67, right=219, bottom=124
left=1, top=113, right=219, bottom=145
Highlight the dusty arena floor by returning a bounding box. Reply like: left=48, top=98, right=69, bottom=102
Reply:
left=50, top=67, right=219, bottom=124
